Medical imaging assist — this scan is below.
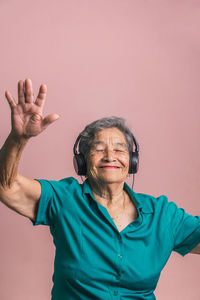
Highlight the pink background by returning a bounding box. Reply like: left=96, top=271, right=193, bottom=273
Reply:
left=0, top=0, right=200, bottom=299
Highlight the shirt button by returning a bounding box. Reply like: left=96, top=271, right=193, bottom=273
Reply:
left=116, top=273, right=121, bottom=280
left=113, top=291, right=118, bottom=296
left=118, top=254, right=123, bottom=259
left=118, top=235, right=122, bottom=241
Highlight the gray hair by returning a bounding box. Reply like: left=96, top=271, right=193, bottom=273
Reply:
left=78, top=116, right=134, bottom=162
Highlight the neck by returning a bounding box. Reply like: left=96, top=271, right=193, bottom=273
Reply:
left=87, top=176, right=125, bottom=207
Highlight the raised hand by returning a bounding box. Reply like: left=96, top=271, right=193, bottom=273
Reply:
left=5, top=79, right=60, bottom=139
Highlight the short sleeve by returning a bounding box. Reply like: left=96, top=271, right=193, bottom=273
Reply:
left=166, top=199, right=200, bottom=256
left=31, top=179, right=59, bottom=227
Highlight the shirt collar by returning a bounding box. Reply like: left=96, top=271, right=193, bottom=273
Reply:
left=82, top=178, right=153, bottom=214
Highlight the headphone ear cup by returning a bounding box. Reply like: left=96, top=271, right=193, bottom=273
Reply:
left=73, top=153, right=87, bottom=176
left=129, top=151, right=139, bottom=174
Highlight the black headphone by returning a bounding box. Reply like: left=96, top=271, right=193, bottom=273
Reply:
left=73, top=131, right=139, bottom=176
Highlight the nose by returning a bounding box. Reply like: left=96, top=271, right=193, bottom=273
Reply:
left=102, top=149, right=116, bottom=162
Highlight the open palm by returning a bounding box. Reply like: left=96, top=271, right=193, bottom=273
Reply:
left=5, top=79, right=60, bottom=139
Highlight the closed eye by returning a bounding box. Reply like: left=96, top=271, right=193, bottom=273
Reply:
left=95, top=149, right=124, bottom=152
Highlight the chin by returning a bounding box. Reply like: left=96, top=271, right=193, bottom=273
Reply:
left=98, top=176, right=125, bottom=184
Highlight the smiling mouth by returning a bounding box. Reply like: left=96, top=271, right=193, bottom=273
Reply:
left=100, top=166, right=120, bottom=169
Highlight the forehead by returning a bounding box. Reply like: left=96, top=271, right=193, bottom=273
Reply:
left=92, top=128, right=127, bottom=145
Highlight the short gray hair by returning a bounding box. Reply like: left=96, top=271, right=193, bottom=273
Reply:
left=78, top=116, right=134, bottom=162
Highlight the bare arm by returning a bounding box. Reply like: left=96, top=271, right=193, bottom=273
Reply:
left=0, top=132, right=42, bottom=221
left=190, top=243, right=200, bottom=255
left=0, top=79, right=60, bottom=221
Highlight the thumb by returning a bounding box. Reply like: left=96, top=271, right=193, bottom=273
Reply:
left=42, top=114, right=61, bottom=128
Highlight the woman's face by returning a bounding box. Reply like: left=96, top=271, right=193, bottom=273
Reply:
left=86, top=128, right=130, bottom=184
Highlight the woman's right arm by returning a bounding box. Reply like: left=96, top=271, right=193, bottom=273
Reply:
left=0, top=79, right=60, bottom=222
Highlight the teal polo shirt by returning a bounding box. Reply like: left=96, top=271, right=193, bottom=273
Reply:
left=32, top=177, right=200, bottom=300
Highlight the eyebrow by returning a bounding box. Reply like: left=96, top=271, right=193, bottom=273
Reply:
left=92, top=141, right=127, bottom=148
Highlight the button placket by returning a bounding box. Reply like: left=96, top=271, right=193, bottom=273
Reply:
left=115, top=233, right=123, bottom=283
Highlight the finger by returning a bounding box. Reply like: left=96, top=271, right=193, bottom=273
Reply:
left=24, top=78, right=34, bottom=103
left=35, top=84, right=47, bottom=107
left=18, top=80, right=25, bottom=104
left=41, top=113, right=60, bottom=128
left=5, top=91, right=17, bottom=110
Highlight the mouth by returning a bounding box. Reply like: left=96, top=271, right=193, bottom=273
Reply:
left=100, top=166, right=120, bottom=169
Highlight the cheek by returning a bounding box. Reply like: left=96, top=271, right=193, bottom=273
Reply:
left=120, top=155, right=130, bottom=167
left=86, top=154, right=99, bottom=171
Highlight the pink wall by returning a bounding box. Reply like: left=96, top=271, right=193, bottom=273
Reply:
left=0, top=0, right=200, bottom=299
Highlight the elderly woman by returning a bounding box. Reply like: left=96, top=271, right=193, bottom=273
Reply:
left=1, top=79, right=200, bottom=300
